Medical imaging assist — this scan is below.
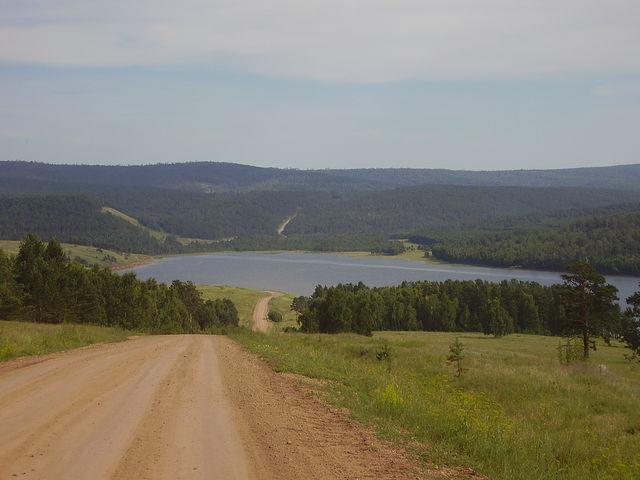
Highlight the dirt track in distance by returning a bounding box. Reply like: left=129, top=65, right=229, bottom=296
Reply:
left=251, top=291, right=284, bottom=332
left=0, top=335, right=428, bottom=479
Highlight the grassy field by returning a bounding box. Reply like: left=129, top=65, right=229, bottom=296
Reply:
left=197, top=285, right=268, bottom=327
left=0, top=239, right=151, bottom=269
left=0, top=320, right=130, bottom=361
left=268, top=293, right=297, bottom=330
left=232, top=329, right=640, bottom=480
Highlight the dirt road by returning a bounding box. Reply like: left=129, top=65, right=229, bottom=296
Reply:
left=251, top=291, right=284, bottom=332
left=0, top=335, right=424, bottom=480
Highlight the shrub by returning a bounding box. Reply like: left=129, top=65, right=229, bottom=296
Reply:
left=268, top=310, right=283, bottom=322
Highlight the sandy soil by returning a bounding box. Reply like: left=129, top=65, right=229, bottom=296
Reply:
left=0, top=335, right=429, bottom=480
left=251, top=292, right=284, bottom=332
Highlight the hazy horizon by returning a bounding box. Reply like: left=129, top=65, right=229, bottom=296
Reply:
left=3, top=158, right=640, bottom=173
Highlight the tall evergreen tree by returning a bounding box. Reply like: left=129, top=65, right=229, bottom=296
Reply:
left=559, top=262, right=619, bottom=359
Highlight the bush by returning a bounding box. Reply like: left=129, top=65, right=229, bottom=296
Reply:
left=268, top=310, right=283, bottom=322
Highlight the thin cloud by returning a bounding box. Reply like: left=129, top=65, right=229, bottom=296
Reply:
left=1, top=0, right=639, bottom=82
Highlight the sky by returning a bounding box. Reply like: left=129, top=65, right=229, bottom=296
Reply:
left=1, top=1, right=639, bottom=170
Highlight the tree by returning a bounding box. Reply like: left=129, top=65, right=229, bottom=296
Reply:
left=483, top=298, right=513, bottom=337
left=447, top=338, right=465, bottom=377
left=291, top=296, right=308, bottom=315
left=559, top=262, right=619, bottom=359
left=0, top=249, right=22, bottom=319
left=622, top=285, right=640, bottom=361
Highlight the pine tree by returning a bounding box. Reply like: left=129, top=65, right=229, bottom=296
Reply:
left=559, top=262, right=619, bottom=359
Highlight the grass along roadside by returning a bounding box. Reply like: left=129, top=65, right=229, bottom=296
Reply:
left=231, top=330, right=640, bottom=480
left=0, top=320, right=130, bottom=362
left=0, top=239, right=152, bottom=269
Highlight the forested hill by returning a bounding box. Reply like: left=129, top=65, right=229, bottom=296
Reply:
left=2, top=186, right=637, bottom=244
left=284, top=185, right=640, bottom=235
left=422, top=209, right=640, bottom=275
left=325, top=163, right=640, bottom=191
left=3, top=161, right=640, bottom=193
left=3, top=161, right=640, bottom=272
left=0, top=195, right=171, bottom=254
left=0, top=161, right=377, bottom=194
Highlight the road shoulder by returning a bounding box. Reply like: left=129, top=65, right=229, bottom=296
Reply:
left=214, top=336, right=427, bottom=479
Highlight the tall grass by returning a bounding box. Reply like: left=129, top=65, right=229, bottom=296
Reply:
left=0, top=321, right=129, bottom=361
left=232, top=330, right=640, bottom=480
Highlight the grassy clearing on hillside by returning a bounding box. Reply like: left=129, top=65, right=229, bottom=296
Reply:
left=0, top=239, right=151, bottom=269
left=102, top=206, right=219, bottom=246
left=0, top=321, right=130, bottom=361
left=232, top=330, right=640, bottom=480
left=102, top=206, right=167, bottom=241
left=197, top=285, right=267, bottom=327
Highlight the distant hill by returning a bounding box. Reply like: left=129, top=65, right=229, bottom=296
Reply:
left=2, top=161, right=640, bottom=193
left=0, top=161, right=375, bottom=194
left=3, top=161, right=640, bottom=272
left=2, top=185, right=638, bottom=244
left=325, top=163, right=640, bottom=191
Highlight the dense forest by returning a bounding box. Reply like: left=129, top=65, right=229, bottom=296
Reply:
left=422, top=210, right=640, bottom=275
left=0, top=195, right=174, bottom=254
left=284, top=185, right=640, bottom=235
left=0, top=236, right=238, bottom=333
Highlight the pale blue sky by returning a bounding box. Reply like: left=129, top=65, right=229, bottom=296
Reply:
left=1, top=1, right=639, bottom=169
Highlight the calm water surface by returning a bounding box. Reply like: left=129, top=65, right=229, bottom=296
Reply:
left=125, top=252, right=640, bottom=302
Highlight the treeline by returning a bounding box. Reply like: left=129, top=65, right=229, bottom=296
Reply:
left=0, top=235, right=238, bottom=333
left=293, top=266, right=640, bottom=337
left=426, top=211, right=640, bottom=275
left=296, top=279, right=572, bottom=336
left=293, top=264, right=640, bottom=360
left=183, top=234, right=406, bottom=255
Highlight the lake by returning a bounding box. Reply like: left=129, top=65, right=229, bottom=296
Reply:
left=125, top=252, right=640, bottom=303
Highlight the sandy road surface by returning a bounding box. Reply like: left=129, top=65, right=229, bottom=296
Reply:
left=251, top=291, right=284, bottom=332
left=0, top=335, right=425, bottom=480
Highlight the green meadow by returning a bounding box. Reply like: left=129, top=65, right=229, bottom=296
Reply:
left=232, top=329, right=640, bottom=480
